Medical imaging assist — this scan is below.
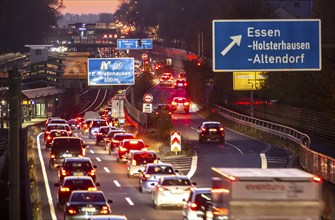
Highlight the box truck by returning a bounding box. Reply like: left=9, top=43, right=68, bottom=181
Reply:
left=210, top=168, right=323, bottom=220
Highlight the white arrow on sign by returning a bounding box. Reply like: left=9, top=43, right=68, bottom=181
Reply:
left=221, top=35, right=242, bottom=56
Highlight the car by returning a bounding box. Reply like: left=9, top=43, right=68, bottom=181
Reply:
left=49, top=137, right=87, bottom=170
left=127, top=150, right=159, bottom=177
left=88, top=119, right=108, bottom=139
left=45, top=129, right=69, bottom=149
left=117, top=139, right=147, bottom=163
left=153, top=104, right=171, bottom=119
left=138, top=163, right=178, bottom=193
left=81, top=119, right=94, bottom=135
left=54, top=176, right=99, bottom=208
left=152, top=175, right=196, bottom=209
left=45, top=117, right=61, bottom=125
left=174, top=79, right=187, bottom=89
left=104, top=129, right=126, bottom=151
left=182, top=187, right=212, bottom=220
left=159, top=72, right=173, bottom=86
left=64, top=190, right=112, bottom=220
left=169, top=97, right=190, bottom=113
left=95, top=126, right=111, bottom=145
left=67, top=118, right=80, bottom=130
left=177, top=72, right=187, bottom=81
left=58, top=157, right=97, bottom=183
left=44, top=123, right=72, bottom=142
left=198, top=121, right=225, bottom=143
left=108, top=133, right=135, bottom=155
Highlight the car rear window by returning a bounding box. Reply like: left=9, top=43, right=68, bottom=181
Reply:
left=92, top=120, right=107, bottom=127
left=64, top=180, right=94, bottom=189
left=162, top=178, right=191, bottom=186
left=133, top=153, right=157, bottom=163
left=147, top=165, right=174, bottom=174
left=65, top=161, right=93, bottom=171
left=114, top=134, right=134, bottom=141
left=71, top=192, right=105, bottom=202
left=52, top=139, right=82, bottom=153
left=99, top=127, right=110, bottom=134
left=123, top=141, right=144, bottom=150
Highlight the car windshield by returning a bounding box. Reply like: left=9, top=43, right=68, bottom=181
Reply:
left=70, top=192, right=105, bottom=202
left=205, top=123, right=221, bottom=128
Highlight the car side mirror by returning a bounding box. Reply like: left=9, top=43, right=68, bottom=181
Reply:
left=192, top=182, right=197, bottom=186
left=145, top=144, right=149, bottom=148
left=175, top=169, right=179, bottom=173
left=93, top=165, right=97, bottom=168
left=107, top=199, right=113, bottom=204
left=95, top=182, right=101, bottom=187
left=54, top=183, right=60, bottom=187
left=138, top=170, right=143, bottom=173
left=83, top=144, right=88, bottom=148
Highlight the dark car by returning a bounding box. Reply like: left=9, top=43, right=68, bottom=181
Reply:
left=49, top=137, right=87, bottom=170
left=108, top=133, right=135, bottom=155
left=104, top=129, right=125, bottom=151
left=153, top=104, right=171, bottom=118
left=95, top=126, right=111, bottom=145
left=64, top=190, right=112, bottom=220
left=58, top=157, right=97, bottom=183
left=198, top=121, right=225, bottom=143
left=54, top=176, right=99, bottom=208
left=45, top=129, right=69, bottom=149
left=159, top=72, right=173, bottom=86
left=88, top=119, right=108, bottom=139
left=174, top=79, right=187, bottom=89
left=117, top=139, right=147, bottom=163
left=169, top=97, right=190, bottom=113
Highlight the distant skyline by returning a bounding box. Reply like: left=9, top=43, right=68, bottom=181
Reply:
left=61, top=0, right=122, bottom=15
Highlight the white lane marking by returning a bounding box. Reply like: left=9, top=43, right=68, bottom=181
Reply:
left=113, top=180, right=121, bottom=187
left=224, top=142, right=244, bottom=155
left=96, top=157, right=101, bottom=162
left=104, top=167, right=110, bottom=173
left=37, top=133, right=57, bottom=220
left=90, top=150, right=94, bottom=154
left=125, top=197, right=134, bottom=206
left=186, top=156, right=198, bottom=179
left=260, top=153, right=268, bottom=169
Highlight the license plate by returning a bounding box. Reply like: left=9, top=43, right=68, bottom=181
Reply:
left=171, top=189, right=183, bottom=194
left=81, top=207, right=96, bottom=212
left=178, top=103, right=183, bottom=106
left=209, top=128, right=217, bottom=132
left=74, top=172, right=84, bottom=176
left=62, top=154, right=72, bottom=158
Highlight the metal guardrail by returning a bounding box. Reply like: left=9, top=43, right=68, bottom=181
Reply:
left=216, top=105, right=335, bottom=184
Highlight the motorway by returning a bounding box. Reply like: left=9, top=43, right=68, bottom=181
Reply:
left=34, top=62, right=292, bottom=219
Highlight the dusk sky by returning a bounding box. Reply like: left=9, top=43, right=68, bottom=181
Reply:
left=61, top=0, right=122, bottom=14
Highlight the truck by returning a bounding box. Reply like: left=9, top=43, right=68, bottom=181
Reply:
left=110, top=93, right=125, bottom=126
left=210, top=168, right=323, bottom=220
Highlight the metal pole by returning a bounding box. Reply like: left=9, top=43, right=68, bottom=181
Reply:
left=8, top=68, right=22, bottom=220
left=250, top=90, right=254, bottom=117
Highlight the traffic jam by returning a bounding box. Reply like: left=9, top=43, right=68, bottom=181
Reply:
left=38, top=58, right=323, bottom=220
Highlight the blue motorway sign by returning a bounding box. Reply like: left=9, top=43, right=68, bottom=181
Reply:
left=213, top=19, right=321, bottom=72
left=87, top=58, right=135, bottom=85
left=117, top=39, right=153, bottom=50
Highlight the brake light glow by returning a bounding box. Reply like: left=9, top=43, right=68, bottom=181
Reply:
left=50, top=154, right=55, bottom=159
left=47, top=136, right=51, bottom=140
left=313, top=176, right=322, bottom=183
left=61, top=169, right=70, bottom=176
left=67, top=206, right=77, bottom=215
left=184, top=102, right=190, bottom=106
left=119, top=147, right=127, bottom=152
left=132, top=160, right=137, bottom=165
left=220, top=127, right=224, bottom=131
left=88, top=187, right=97, bottom=191
left=201, top=127, right=206, bottom=132
left=60, top=187, right=70, bottom=192
left=100, top=206, right=109, bottom=214
left=172, top=101, right=177, bottom=106
left=129, top=140, right=139, bottom=144
left=190, top=202, right=198, bottom=211
left=88, top=169, right=96, bottom=176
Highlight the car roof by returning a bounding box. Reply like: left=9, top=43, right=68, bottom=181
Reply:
left=63, top=176, right=94, bottom=181
left=64, top=157, right=92, bottom=162
left=190, top=187, right=212, bottom=193
left=146, top=163, right=173, bottom=168
left=70, top=190, right=104, bottom=195
left=122, top=139, right=143, bottom=143
left=130, top=150, right=156, bottom=154
left=114, top=132, right=133, bottom=136
left=202, top=121, right=221, bottom=125
left=49, top=129, right=68, bottom=132
left=160, top=175, right=190, bottom=180
left=87, top=215, right=127, bottom=220
left=52, top=136, right=82, bottom=140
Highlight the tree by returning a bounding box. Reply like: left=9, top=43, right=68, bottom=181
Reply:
left=0, top=0, right=63, bottom=53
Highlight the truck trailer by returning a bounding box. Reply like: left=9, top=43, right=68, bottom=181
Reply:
left=211, top=168, right=324, bottom=220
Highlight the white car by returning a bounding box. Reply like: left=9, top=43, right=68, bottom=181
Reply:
left=182, top=188, right=212, bottom=220
left=152, top=175, right=196, bottom=209
left=127, top=150, right=159, bottom=177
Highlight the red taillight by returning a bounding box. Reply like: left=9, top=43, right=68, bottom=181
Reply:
left=172, top=101, right=177, bottom=106
left=184, top=102, right=190, bottom=106
left=201, top=127, right=206, bottom=132
left=220, top=127, right=224, bottom=131
left=47, top=136, right=51, bottom=140
left=97, top=132, right=102, bottom=136
left=142, top=174, right=150, bottom=180
left=50, top=154, right=55, bottom=159
left=119, top=147, right=127, bottom=152
left=88, top=187, right=97, bottom=191
left=313, top=176, right=322, bottom=183
left=100, top=205, right=109, bottom=214
left=67, top=206, right=77, bottom=215
left=60, top=186, right=70, bottom=192
left=190, top=202, right=198, bottom=211
left=87, top=169, right=96, bottom=176
left=61, top=169, right=70, bottom=176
